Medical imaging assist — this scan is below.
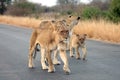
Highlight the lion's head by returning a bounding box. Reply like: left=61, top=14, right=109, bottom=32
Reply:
left=52, top=20, right=69, bottom=42
left=65, top=15, right=80, bottom=30
left=75, top=34, right=87, bottom=44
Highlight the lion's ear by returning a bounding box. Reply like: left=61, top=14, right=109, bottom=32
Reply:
left=84, top=34, right=87, bottom=37
left=51, top=20, right=56, bottom=23
left=75, top=34, right=79, bottom=37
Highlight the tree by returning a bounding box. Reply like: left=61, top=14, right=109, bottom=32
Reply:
left=57, top=0, right=79, bottom=5
left=0, top=0, right=6, bottom=14
left=0, top=0, right=12, bottom=14
left=6, top=0, right=12, bottom=5
left=5, top=1, right=36, bottom=16
left=14, top=0, right=27, bottom=3
left=69, top=0, right=79, bottom=5
left=56, top=0, right=79, bottom=15
left=57, top=0, right=68, bottom=5
left=90, top=0, right=111, bottom=10
left=110, top=0, right=120, bottom=17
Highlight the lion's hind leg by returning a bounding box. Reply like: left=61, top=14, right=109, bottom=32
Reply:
left=28, top=43, right=36, bottom=68
left=29, top=30, right=38, bottom=52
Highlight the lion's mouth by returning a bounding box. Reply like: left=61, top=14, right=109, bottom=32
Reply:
left=64, top=38, right=69, bottom=43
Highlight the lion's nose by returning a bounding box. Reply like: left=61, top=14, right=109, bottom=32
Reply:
left=65, top=37, right=67, bottom=39
left=77, top=17, right=80, bottom=20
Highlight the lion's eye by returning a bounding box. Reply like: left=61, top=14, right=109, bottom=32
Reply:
left=67, top=25, right=69, bottom=26
left=60, top=30, right=64, bottom=33
left=65, top=30, right=69, bottom=33
left=79, top=38, right=82, bottom=40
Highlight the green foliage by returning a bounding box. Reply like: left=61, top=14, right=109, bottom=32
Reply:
left=3, top=0, right=120, bottom=23
left=5, top=0, right=11, bottom=5
left=109, top=0, right=120, bottom=23
left=81, top=7, right=101, bottom=19
left=60, top=9, right=74, bottom=15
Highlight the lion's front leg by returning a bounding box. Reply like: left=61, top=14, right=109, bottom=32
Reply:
left=59, top=50, right=71, bottom=75
left=70, top=46, right=74, bottom=57
left=46, top=49, right=55, bottom=73
left=75, top=46, right=80, bottom=60
left=81, top=45, right=87, bottom=60
left=53, top=49, right=61, bottom=65
left=40, top=48, right=48, bottom=70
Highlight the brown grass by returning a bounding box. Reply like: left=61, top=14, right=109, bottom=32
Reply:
left=0, top=15, right=40, bottom=28
left=73, top=20, right=120, bottom=43
left=0, top=15, right=120, bottom=43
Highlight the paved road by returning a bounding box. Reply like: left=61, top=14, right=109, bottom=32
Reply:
left=0, top=24, right=120, bottom=80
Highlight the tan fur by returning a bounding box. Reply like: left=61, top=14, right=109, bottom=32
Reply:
left=30, top=20, right=57, bottom=52
left=65, top=15, right=80, bottom=31
left=70, top=34, right=87, bottom=60
left=38, top=20, right=56, bottom=30
left=53, top=15, right=80, bottom=65
left=28, top=20, right=70, bottom=74
left=33, top=15, right=80, bottom=65
left=29, top=15, right=80, bottom=74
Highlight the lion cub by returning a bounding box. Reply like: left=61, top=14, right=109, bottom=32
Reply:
left=70, top=34, right=87, bottom=60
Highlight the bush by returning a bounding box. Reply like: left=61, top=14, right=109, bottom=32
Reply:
left=81, top=7, right=102, bottom=20
left=5, top=1, right=36, bottom=16
left=108, top=0, right=120, bottom=23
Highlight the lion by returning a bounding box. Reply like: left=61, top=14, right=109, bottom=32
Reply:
left=52, top=15, right=80, bottom=65
left=70, top=34, right=87, bottom=60
left=33, top=15, right=81, bottom=65
left=28, top=20, right=71, bottom=74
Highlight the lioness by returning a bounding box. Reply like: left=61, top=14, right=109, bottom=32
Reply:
left=53, top=15, right=80, bottom=65
left=28, top=20, right=70, bottom=74
left=70, top=34, right=87, bottom=60
left=34, top=15, right=81, bottom=65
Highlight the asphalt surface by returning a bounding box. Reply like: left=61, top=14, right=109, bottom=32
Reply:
left=0, top=24, right=120, bottom=80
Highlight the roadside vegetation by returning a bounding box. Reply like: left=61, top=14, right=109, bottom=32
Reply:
left=0, top=0, right=120, bottom=43
left=0, top=15, right=40, bottom=28
left=0, top=15, right=120, bottom=43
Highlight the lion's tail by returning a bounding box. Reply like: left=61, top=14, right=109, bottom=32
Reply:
left=29, top=29, right=38, bottom=59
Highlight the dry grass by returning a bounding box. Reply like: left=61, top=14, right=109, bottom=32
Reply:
left=0, top=15, right=40, bottom=28
left=73, top=20, right=120, bottom=43
left=0, top=15, right=120, bottom=43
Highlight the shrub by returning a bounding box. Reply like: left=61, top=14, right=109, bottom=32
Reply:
left=108, top=0, right=120, bottom=23
left=81, top=7, right=102, bottom=20
left=5, top=1, right=36, bottom=16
